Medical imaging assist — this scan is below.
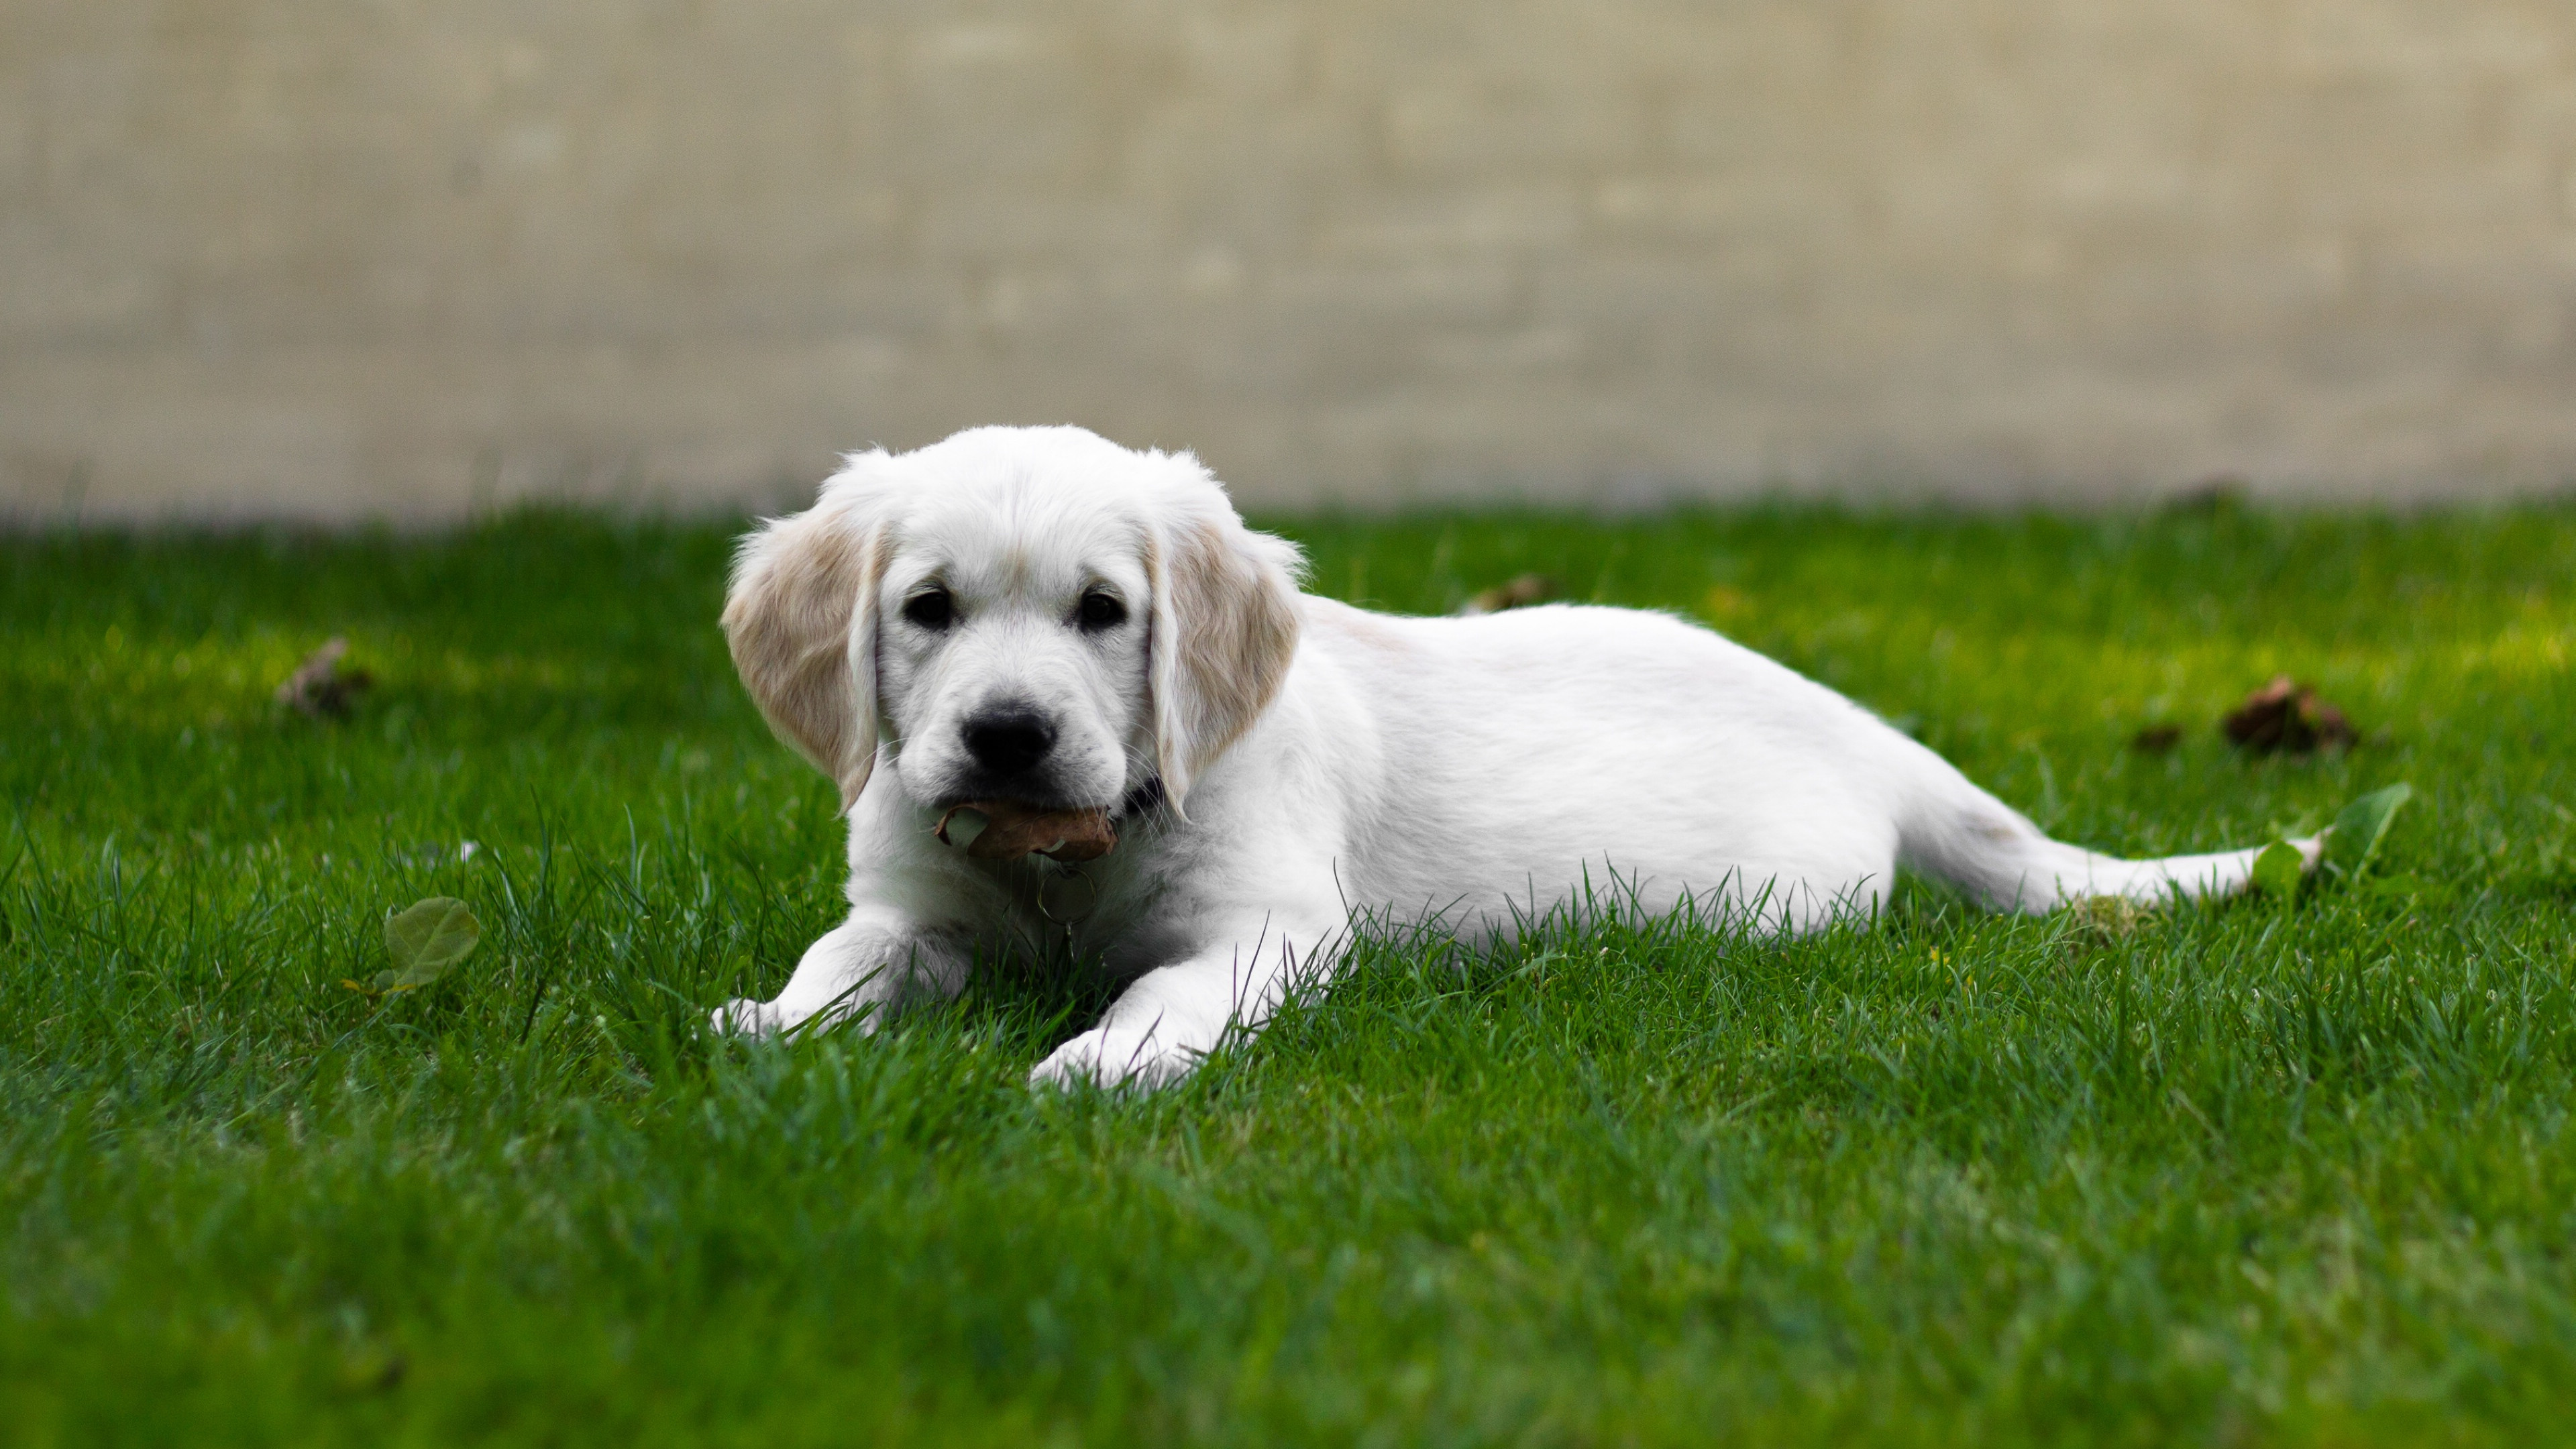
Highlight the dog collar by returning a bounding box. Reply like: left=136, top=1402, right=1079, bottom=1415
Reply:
left=1116, top=776, right=1167, bottom=824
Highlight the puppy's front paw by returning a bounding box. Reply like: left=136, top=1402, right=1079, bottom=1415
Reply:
left=710, top=995, right=888, bottom=1040
left=1029, top=1026, right=1203, bottom=1091
left=710, top=998, right=784, bottom=1036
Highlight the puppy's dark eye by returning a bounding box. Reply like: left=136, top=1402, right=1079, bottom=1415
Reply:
left=1077, top=590, right=1127, bottom=632
left=902, top=588, right=953, bottom=630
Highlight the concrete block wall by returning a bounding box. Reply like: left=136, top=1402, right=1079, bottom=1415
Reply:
left=5, top=0, right=2574, bottom=519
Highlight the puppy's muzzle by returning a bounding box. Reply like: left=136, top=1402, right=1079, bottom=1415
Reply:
left=960, top=706, right=1057, bottom=779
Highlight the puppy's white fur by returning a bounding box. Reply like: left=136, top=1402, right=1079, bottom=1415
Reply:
left=714, top=425, right=2316, bottom=1087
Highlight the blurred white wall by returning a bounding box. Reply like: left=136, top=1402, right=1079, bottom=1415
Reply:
left=6, top=1, right=2575, bottom=519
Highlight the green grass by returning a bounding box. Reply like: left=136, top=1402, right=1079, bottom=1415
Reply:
left=4, top=503, right=2573, bottom=1446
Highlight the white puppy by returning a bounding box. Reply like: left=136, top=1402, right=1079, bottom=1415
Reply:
left=713, top=425, right=2312, bottom=1087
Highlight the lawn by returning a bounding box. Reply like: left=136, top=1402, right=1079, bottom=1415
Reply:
left=3, top=502, right=2573, bottom=1446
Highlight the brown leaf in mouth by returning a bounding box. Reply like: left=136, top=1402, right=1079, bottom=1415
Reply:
left=934, top=801, right=1118, bottom=862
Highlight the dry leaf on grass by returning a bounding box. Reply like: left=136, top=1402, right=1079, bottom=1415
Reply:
left=2221, top=675, right=2355, bottom=753
left=1457, top=574, right=1558, bottom=616
left=276, top=637, right=374, bottom=718
left=934, top=801, right=1118, bottom=862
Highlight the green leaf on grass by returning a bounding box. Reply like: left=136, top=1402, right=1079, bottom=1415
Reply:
left=376, top=896, right=480, bottom=992
left=2326, top=782, right=2413, bottom=877
left=2251, top=841, right=2306, bottom=897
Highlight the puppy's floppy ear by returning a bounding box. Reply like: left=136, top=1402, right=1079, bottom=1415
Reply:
left=722, top=488, right=894, bottom=811
left=1145, top=511, right=1303, bottom=815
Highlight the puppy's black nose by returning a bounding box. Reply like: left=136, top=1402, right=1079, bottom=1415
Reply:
left=961, top=709, right=1057, bottom=775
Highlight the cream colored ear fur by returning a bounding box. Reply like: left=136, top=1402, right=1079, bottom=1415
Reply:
left=721, top=501, right=889, bottom=810
left=1146, top=513, right=1303, bottom=814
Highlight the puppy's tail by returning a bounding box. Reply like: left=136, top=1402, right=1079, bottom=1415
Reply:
left=1892, top=747, right=2316, bottom=914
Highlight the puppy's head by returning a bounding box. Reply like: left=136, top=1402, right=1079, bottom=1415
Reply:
left=722, top=426, right=1302, bottom=820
